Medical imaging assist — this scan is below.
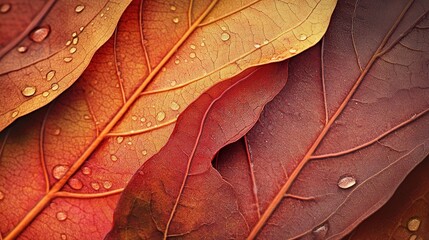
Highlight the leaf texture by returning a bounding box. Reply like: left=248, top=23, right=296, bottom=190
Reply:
left=0, top=0, right=131, bottom=130
left=347, top=155, right=429, bottom=240
left=107, top=61, right=288, bottom=239
left=0, top=0, right=336, bottom=238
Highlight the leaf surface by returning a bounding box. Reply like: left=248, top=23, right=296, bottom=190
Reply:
left=107, top=61, right=288, bottom=239
left=0, top=0, right=336, bottom=238
left=347, top=155, right=429, bottom=240
left=0, top=0, right=131, bottom=130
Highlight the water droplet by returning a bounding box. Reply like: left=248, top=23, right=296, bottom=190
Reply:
left=221, top=26, right=227, bottom=31
left=170, top=80, right=177, bottom=86
left=69, top=47, right=77, bottom=54
left=174, top=59, right=180, bottom=65
left=53, top=128, right=61, bottom=135
left=156, top=111, right=166, bottom=121
left=42, top=91, right=50, bottom=97
left=127, top=141, right=132, bottom=145
left=71, top=32, right=77, bottom=38
left=142, top=150, right=147, bottom=156
left=63, top=57, right=73, bottom=63
left=298, top=34, right=307, bottom=41
left=79, top=26, right=84, bottom=32
left=56, top=211, right=67, bottom=221
left=0, top=3, right=11, bottom=13
left=21, top=86, right=36, bottom=97
left=116, top=136, right=124, bottom=144
left=51, top=83, right=59, bottom=91
left=52, top=165, right=69, bottom=180
left=409, top=235, right=418, bottom=240
left=75, top=5, right=85, bottom=13
left=190, top=44, right=196, bottom=49
left=200, top=42, right=205, bottom=47
left=106, top=7, right=110, bottom=11
left=17, top=46, right=27, bottom=53
left=0, top=191, right=4, bottom=200
left=91, top=182, right=100, bottom=190
left=61, top=233, right=67, bottom=240
left=408, top=218, right=421, bottom=232
left=81, top=166, right=91, bottom=175
left=103, top=181, right=112, bottom=189
left=11, top=111, right=18, bottom=118
left=72, top=37, right=79, bottom=45
left=263, top=40, right=269, bottom=44
left=172, top=17, right=179, bottom=23
left=221, top=32, right=230, bottom=41
left=131, top=115, right=137, bottom=121
left=140, top=117, right=146, bottom=122
left=146, top=122, right=152, bottom=127
left=254, top=44, right=261, bottom=48
left=170, top=101, right=180, bottom=111
left=289, top=48, right=297, bottom=54
left=170, top=5, right=176, bottom=11
left=337, top=176, right=356, bottom=189
left=110, top=154, right=118, bottom=162
left=30, top=26, right=50, bottom=43
left=100, top=13, right=104, bottom=17
left=189, top=52, right=196, bottom=58
left=312, top=223, right=329, bottom=239
left=68, top=178, right=83, bottom=190
left=46, top=70, right=56, bottom=81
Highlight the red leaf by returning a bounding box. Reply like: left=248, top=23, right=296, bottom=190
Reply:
left=347, top=155, right=429, bottom=239
left=107, top=61, right=288, bottom=239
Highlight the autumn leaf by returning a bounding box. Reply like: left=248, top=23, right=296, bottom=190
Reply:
left=347, top=155, right=429, bottom=240
left=0, top=0, right=336, bottom=238
left=106, top=61, right=288, bottom=239
left=0, top=0, right=131, bottom=131
left=109, top=0, right=429, bottom=238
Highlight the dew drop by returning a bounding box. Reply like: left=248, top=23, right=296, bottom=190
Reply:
left=17, top=46, right=28, bottom=53
left=263, top=39, right=269, bottom=44
left=81, top=166, right=91, bottom=175
left=79, top=26, right=84, bottom=32
left=156, top=111, right=166, bottom=121
left=190, top=44, right=196, bottom=49
left=172, top=17, right=179, bottom=23
left=221, top=32, right=230, bottom=41
left=65, top=40, right=71, bottom=46
left=110, top=154, right=118, bottom=162
left=42, top=91, right=50, bottom=97
left=63, top=57, right=73, bottom=63
left=189, top=52, right=196, bottom=59
left=170, top=5, right=176, bottom=11
left=46, top=70, right=56, bottom=81
left=21, top=86, right=36, bottom=97
left=407, top=218, right=421, bottom=232
left=68, top=178, right=83, bottom=190
left=11, top=111, right=18, bottom=118
left=91, top=182, right=100, bottom=190
left=221, top=26, right=227, bottom=31
left=298, top=34, right=307, bottom=41
left=312, top=223, right=329, bottom=239
left=170, top=80, right=177, bottom=86
left=174, top=59, right=180, bottom=65
left=254, top=44, right=261, bottom=48
left=69, top=47, right=77, bottom=54
left=142, top=150, right=147, bottom=156
left=100, top=13, right=104, bottom=17
left=56, top=211, right=67, bottom=221
left=116, top=136, right=124, bottom=144
left=140, top=117, right=146, bottom=122
left=53, top=128, right=61, bottom=135
left=127, top=141, right=132, bottom=145
left=0, top=191, right=4, bottom=200
left=75, top=5, right=85, bottom=13
left=337, top=176, right=356, bottom=189
left=0, top=3, right=11, bottom=13
left=289, top=48, right=297, bottom=54
left=72, top=37, right=79, bottom=45
left=409, top=235, right=418, bottom=240
left=51, top=83, right=59, bottom=91
left=200, top=42, right=205, bottom=47
left=30, top=26, right=50, bottom=43
left=103, top=181, right=112, bottom=189
left=71, top=32, right=77, bottom=38
left=52, top=165, right=69, bottom=180
left=146, top=122, right=152, bottom=127
left=170, top=101, right=180, bottom=111
left=61, top=233, right=67, bottom=240
left=131, top=115, right=137, bottom=121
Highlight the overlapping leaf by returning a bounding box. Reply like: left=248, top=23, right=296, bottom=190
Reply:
left=0, top=0, right=336, bottom=238
left=348, top=155, right=429, bottom=240
left=0, top=0, right=131, bottom=130
left=109, top=0, right=429, bottom=238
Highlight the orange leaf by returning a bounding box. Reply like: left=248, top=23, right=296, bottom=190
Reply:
left=0, top=0, right=336, bottom=238
left=0, top=0, right=131, bottom=131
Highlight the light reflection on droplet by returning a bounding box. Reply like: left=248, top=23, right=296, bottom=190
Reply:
left=221, top=32, right=230, bottom=41
left=30, top=26, right=50, bottom=43
left=0, top=3, right=11, bottom=13
left=17, top=46, right=28, bottom=53
left=21, top=86, right=36, bottom=97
